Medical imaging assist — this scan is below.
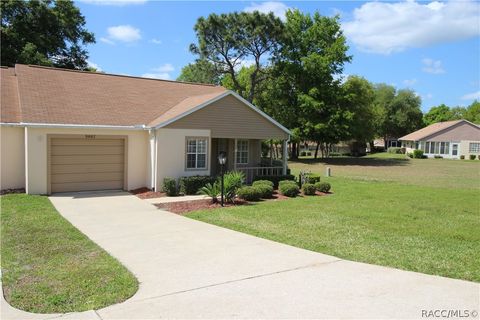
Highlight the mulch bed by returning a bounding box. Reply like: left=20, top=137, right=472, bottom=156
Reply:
left=0, top=188, right=25, bottom=195
left=130, top=187, right=166, bottom=199
left=155, top=190, right=332, bottom=215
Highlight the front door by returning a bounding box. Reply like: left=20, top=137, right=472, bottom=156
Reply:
left=452, top=143, right=458, bottom=158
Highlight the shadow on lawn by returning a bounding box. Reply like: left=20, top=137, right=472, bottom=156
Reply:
left=293, top=156, right=409, bottom=167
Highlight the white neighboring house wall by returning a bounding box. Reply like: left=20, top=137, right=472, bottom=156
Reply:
left=155, top=128, right=211, bottom=191
left=24, top=127, right=149, bottom=194
left=402, top=139, right=480, bottom=159
left=0, top=126, right=25, bottom=189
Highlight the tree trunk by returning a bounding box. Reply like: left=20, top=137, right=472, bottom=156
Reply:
left=291, top=142, right=298, bottom=160
left=314, top=142, right=320, bottom=159
left=369, top=141, right=375, bottom=153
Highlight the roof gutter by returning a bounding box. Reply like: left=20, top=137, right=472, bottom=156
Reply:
left=0, top=122, right=149, bottom=130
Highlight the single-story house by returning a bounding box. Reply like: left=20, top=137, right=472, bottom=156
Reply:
left=0, top=64, right=290, bottom=194
left=399, top=120, right=480, bottom=159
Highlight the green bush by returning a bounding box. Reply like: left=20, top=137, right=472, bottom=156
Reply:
left=387, top=147, right=404, bottom=154
left=302, top=183, right=316, bottom=195
left=221, top=171, right=245, bottom=203
left=179, top=175, right=216, bottom=195
left=469, top=154, right=477, bottom=160
left=252, top=180, right=274, bottom=188
left=197, top=183, right=219, bottom=203
left=306, top=174, right=321, bottom=184
left=162, top=177, right=177, bottom=196
left=255, top=184, right=274, bottom=198
left=253, top=175, right=296, bottom=189
left=315, top=182, right=331, bottom=193
left=407, top=153, right=413, bottom=158
left=237, top=186, right=262, bottom=201
left=460, top=155, right=465, bottom=160
left=413, top=149, right=424, bottom=159
left=279, top=181, right=299, bottom=197
left=300, top=151, right=306, bottom=156
left=434, top=155, right=443, bottom=159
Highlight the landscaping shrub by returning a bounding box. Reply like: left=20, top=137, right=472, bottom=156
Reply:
left=434, top=155, right=443, bottom=159
left=460, top=155, right=465, bottom=160
left=237, top=186, right=262, bottom=201
left=469, top=154, right=476, bottom=160
left=252, top=180, right=274, bottom=188
left=197, top=183, right=220, bottom=203
left=162, top=177, right=177, bottom=196
left=255, top=184, right=274, bottom=198
left=253, top=175, right=296, bottom=189
left=279, top=181, right=299, bottom=197
left=179, top=175, right=216, bottom=195
left=302, top=183, right=316, bottom=195
left=222, top=171, right=245, bottom=203
left=412, top=149, right=424, bottom=159
left=306, top=174, right=321, bottom=184
left=407, top=153, right=413, bottom=158
left=315, top=182, right=331, bottom=193
left=387, top=147, right=404, bottom=154
left=300, top=151, right=306, bottom=156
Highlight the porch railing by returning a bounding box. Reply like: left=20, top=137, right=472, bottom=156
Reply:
left=237, top=166, right=283, bottom=184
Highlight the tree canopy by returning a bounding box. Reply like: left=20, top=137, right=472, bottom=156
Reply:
left=177, top=59, right=220, bottom=84
left=423, top=101, right=480, bottom=125
left=190, top=11, right=283, bottom=102
left=1, top=0, right=95, bottom=69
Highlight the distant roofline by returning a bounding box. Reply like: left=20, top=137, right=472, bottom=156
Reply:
left=10, top=64, right=221, bottom=88
left=399, top=119, right=479, bottom=141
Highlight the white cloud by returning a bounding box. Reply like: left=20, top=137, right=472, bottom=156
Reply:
left=141, top=73, right=170, bottom=80
left=100, top=37, right=115, bottom=45
left=403, top=78, right=417, bottom=86
left=342, top=0, right=480, bottom=54
left=106, top=25, right=141, bottom=43
left=150, top=38, right=162, bottom=45
left=86, top=60, right=102, bottom=72
left=422, top=58, right=445, bottom=74
left=422, top=93, right=433, bottom=100
left=461, top=91, right=480, bottom=100
left=79, top=0, right=146, bottom=6
left=244, top=2, right=290, bottom=20
left=141, top=64, right=174, bottom=80
left=152, top=63, right=174, bottom=73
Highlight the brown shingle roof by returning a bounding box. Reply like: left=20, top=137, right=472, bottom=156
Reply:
left=1, top=67, right=21, bottom=123
left=399, top=120, right=469, bottom=141
left=1, top=64, right=226, bottom=126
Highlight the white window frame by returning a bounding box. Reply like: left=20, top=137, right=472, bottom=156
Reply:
left=236, top=139, right=249, bottom=165
left=469, top=142, right=480, bottom=153
left=185, top=137, right=208, bottom=170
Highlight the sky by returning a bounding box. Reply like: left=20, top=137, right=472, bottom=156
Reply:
left=75, top=0, right=480, bottom=112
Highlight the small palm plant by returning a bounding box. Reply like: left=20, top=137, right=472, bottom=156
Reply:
left=222, top=171, right=245, bottom=203
left=198, top=182, right=220, bottom=203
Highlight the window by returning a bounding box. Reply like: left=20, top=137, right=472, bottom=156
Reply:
left=440, top=142, right=445, bottom=154
left=430, top=142, right=435, bottom=154
left=236, top=140, right=249, bottom=164
left=425, top=141, right=430, bottom=153
left=186, top=138, right=207, bottom=169
left=470, top=143, right=480, bottom=153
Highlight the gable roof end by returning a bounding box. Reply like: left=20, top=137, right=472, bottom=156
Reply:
left=399, top=120, right=479, bottom=141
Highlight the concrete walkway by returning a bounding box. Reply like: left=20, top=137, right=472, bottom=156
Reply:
left=2, top=191, right=479, bottom=319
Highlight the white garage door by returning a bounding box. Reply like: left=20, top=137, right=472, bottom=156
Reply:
left=49, top=136, right=125, bottom=193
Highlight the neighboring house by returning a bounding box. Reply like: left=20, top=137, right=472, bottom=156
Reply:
left=0, top=64, right=290, bottom=194
left=399, top=120, right=480, bottom=159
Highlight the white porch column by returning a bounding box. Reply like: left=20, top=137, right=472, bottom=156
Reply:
left=282, top=139, right=288, bottom=175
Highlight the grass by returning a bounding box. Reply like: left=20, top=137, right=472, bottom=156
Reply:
left=0, top=194, right=138, bottom=313
left=187, top=153, right=480, bottom=282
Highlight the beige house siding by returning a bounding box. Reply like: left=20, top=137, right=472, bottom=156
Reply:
left=155, top=128, right=211, bottom=191
left=0, top=126, right=25, bottom=189
left=424, top=122, right=480, bottom=141
left=165, top=95, right=288, bottom=140
left=459, top=140, right=480, bottom=158
left=25, top=127, right=148, bottom=194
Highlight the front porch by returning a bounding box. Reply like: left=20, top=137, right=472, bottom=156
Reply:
left=210, top=138, right=287, bottom=183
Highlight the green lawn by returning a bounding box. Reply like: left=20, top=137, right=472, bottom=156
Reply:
left=0, top=194, right=138, bottom=313
left=188, top=154, right=480, bottom=282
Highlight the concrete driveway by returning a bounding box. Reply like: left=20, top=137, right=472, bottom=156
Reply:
left=3, top=191, right=479, bottom=319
